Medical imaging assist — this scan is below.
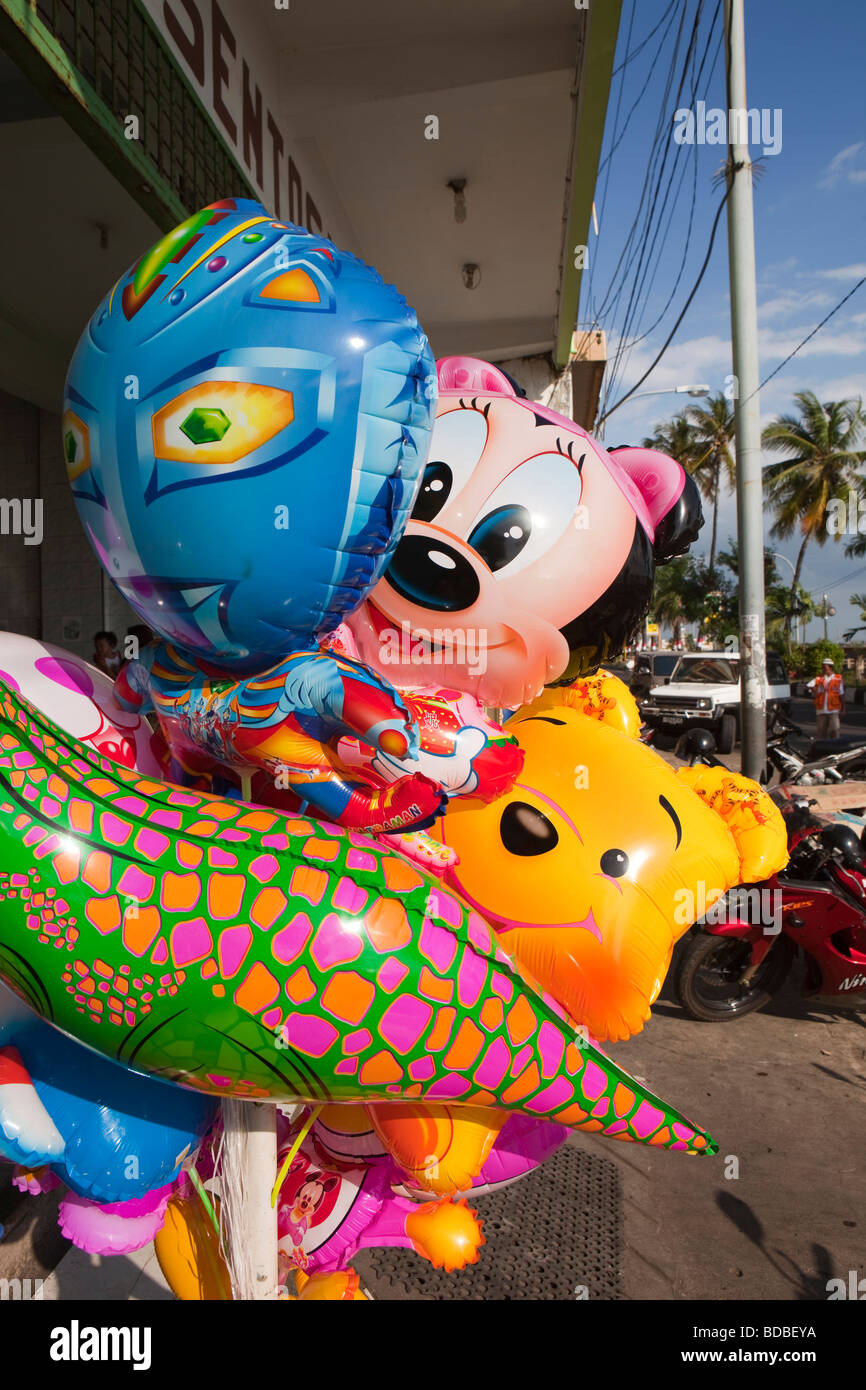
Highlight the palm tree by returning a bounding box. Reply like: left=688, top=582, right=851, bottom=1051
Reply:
left=716, top=538, right=780, bottom=590
left=642, top=412, right=698, bottom=469
left=763, top=392, right=866, bottom=637
left=843, top=593, right=866, bottom=643
left=682, top=394, right=736, bottom=578
left=650, top=555, right=691, bottom=645
left=717, top=539, right=813, bottom=649
left=844, top=484, right=866, bottom=558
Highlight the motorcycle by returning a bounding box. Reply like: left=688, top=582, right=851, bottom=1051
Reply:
left=764, top=708, right=866, bottom=786
left=671, top=732, right=866, bottom=1021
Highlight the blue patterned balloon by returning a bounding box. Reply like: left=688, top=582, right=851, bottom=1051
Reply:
left=0, top=987, right=217, bottom=1203
left=64, top=199, right=436, bottom=672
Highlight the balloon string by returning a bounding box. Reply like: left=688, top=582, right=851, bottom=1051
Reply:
left=188, top=1164, right=220, bottom=1237
left=271, top=1106, right=323, bottom=1208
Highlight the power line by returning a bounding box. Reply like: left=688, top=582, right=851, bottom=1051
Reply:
left=741, top=276, right=866, bottom=405
left=598, top=0, right=701, bottom=409
left=594, top=5, right=675, bottom=189
left=597, top=185, right=731, bottom=424
left=610, top=0, right=678, bottom=77
left=614, top=23, right=724, bottom=356
left=600, top=3, right=726, bottom=415
left=607, top=4, right=723, bottom=372
left=602, top=4, right=704, bottom=402
left=590, top=2, right=691, bottom=327
left=807, top=564, right=866, bottom=596
left=585, top=0, right=635, bottom=321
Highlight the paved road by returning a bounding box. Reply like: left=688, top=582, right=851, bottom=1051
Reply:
left=605, top=969, right=866, bottom=1301
left=599, top=692, right=866, bottom=1300
left=790, top=695, right=866, bottom=740
left=652, top=695, right=866, bottom=776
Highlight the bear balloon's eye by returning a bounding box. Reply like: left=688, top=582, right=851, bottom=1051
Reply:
left=413, top=460, right=453, bottom=521
left=499, top=801, right=559, bottom=856
left=600, top=848, right=629, bottom=878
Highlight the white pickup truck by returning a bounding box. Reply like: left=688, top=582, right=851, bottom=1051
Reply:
left=638, top=650, right=792, bottom=752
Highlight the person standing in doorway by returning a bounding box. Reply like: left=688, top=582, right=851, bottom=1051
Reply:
left=807, top=658, right=846, bottom=739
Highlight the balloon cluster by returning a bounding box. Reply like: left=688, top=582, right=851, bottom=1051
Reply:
left=0, top=203, right=788, bottom=1298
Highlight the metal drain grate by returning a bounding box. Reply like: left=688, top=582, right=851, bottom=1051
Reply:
left=354, top=1139, right=623, bottom=1301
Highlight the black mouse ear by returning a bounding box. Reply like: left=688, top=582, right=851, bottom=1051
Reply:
left=652, top=471, right=704, bottom=563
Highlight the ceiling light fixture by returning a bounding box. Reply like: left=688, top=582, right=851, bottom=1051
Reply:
left=447, top=177, right=467, bottom=223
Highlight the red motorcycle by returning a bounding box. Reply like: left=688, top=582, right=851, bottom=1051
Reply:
left=672, top=757, right=866, bottom=1021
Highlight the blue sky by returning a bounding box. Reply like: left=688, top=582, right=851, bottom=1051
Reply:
left=582, top=0, right=866, bottom=644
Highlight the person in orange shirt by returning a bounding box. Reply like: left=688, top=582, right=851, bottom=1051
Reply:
left=807, top=658, right=846, bottom=739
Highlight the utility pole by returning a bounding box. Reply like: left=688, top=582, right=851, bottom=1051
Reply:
left=725, top=0, right=765, bottom=781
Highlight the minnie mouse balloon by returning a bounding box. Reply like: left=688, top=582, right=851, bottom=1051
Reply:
left=347, top=356, right=703, bottom=707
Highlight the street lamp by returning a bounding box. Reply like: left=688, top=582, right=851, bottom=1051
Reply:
left=771, top=551, right=795, bottom=581
left=628, top=385, right=711, bottom=401
left=770, top=551, right=804, bottom=643
left=822, top=592, right=836, bottom=642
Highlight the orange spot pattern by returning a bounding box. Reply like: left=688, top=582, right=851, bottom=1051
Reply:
left=0, top=688, right=713, bottom=1156
left=321, top=972, right=376, bottom=1025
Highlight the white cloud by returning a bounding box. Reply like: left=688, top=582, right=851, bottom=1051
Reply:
left=606, top=332, right=733, bottom=393
left=758, top=322, right=866, bottom=362
left=600, top=305, right=866, bottom=439
left=813, top=263, right=866, bottom=281
left=808, top=373, right=866, bottom=401
left=761, top=256, right=799, bottom=281
left=603, top=362, right=864, bottom=457
left=818, top=143, right=866, bottom=189
left=758, top=290, right=834, bottom=321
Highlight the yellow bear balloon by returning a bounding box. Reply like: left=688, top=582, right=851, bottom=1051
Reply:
left=525, top=669, right=642, bottom=738
left=435, top=704, right=787, bottom=1042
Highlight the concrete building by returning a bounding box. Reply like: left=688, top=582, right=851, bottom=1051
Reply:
left=0, top=0, right=620, bottom=657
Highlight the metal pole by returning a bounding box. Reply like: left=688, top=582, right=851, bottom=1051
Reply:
left=823, top=593, right=829, bottom=642
left=725, top=0, right=766, bottom=780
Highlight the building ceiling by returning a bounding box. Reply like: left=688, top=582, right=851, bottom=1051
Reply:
left=0, top=0, right=611, bottom=410
left=0, top=112, right=159, bottom=411
left=258, top=0, right=588, bottom=361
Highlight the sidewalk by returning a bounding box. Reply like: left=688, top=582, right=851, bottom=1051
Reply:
left=38, top=1244, right=173, bottom=1301
left=605, top=966, right=865, bottom=1300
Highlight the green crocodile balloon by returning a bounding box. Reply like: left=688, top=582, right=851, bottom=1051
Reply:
left=0, top=682, right=716, bottom=1156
